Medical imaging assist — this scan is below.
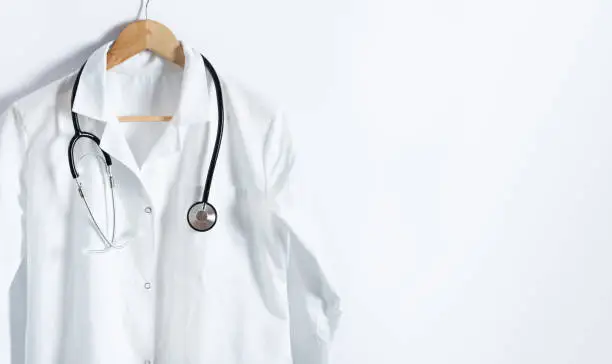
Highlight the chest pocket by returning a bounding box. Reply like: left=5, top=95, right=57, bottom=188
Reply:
left=208, top=186, right=267, bottom=233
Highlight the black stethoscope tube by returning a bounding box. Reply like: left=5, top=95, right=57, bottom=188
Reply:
left=198, top=54, right=224, bottom=205
left=68, top=63, right=113, bottom=179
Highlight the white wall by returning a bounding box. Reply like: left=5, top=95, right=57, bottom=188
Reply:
left=2, top=0, right=612, bottom=363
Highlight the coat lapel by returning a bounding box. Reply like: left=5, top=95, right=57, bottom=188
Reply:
left=99, top=121, right=141, bottom=178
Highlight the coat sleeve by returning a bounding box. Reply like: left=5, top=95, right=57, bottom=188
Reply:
left=0, top=105, right=28, bottom=362
left=264, top=111, right=342, bottom=364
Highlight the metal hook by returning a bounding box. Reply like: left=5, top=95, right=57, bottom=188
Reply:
left=145, top=0, right=151, bottom=20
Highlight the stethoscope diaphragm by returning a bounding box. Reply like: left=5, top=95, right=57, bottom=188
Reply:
left=187, top=202, right=218, bottom=232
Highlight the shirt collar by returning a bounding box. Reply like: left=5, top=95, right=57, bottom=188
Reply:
left=71, top=40, right=212, bottom=127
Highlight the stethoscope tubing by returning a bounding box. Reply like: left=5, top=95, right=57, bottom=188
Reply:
left=68, top=53, right=224, bottom=207
left=197, top=54, right=224, bottom=205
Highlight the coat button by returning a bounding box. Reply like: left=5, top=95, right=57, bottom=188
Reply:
left=144, top=206, right=153, bottom=214
left=144, top=282, right=152, bottom=290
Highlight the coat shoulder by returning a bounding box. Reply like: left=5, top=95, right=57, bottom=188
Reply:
left=221, top=77, right=280, bottom=132
left=8, top=73, right=76, bottom=137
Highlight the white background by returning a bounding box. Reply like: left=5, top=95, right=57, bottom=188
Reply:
left=1, top=0, right=612, bottom=363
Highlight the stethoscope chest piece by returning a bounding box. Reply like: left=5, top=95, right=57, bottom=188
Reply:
left=187, top=202, right=218, bottom=232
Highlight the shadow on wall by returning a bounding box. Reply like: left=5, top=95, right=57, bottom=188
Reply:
left=0, top=22, right=129, bottom=113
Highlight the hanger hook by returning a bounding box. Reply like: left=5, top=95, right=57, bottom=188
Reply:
left=145, top=0, right=151, bottom=20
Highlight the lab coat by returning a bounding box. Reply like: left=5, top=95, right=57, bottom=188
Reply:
left=0, top=41, right=341, bottom=364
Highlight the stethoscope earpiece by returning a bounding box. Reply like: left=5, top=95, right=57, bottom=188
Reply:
left=187, top=202, right=218, bottom=232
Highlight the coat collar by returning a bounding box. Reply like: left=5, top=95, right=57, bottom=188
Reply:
left=70, top=41, right=217, bottom=176
left=72, top=40, right=212, bottom=128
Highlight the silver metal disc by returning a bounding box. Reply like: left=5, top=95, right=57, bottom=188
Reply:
left=187, top=202, right=218, bottom=232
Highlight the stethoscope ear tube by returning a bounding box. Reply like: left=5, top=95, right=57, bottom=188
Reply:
left=68, top=132, right=112, bottom=178
left=68, top=63, right=112, bottom=179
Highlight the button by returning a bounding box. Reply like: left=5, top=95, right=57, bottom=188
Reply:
left=144, top=282, right=152, bottom=290
left=144, top=206, right=153, bottom=214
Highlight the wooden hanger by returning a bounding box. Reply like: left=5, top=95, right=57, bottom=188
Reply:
left=106, top=10, right=185, bottom=122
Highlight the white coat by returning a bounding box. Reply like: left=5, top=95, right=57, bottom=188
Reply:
left=0, top=41, right=341, bottom=364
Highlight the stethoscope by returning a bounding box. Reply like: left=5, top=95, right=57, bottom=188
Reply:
left=68, top=54, right=224, bottom=252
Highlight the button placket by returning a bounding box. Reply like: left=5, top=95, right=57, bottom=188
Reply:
left=137, top=150, right=167, bottom=362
